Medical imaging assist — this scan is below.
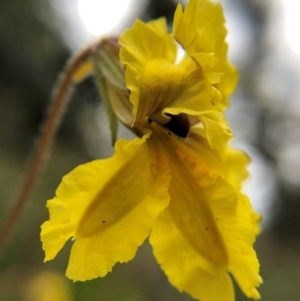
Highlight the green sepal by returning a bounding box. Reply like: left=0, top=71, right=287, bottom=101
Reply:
left=92, top=38, right=133, bottom=144
left=92, top=62, right=119, bottom=146
left=94, top=40, right=126, bottom=91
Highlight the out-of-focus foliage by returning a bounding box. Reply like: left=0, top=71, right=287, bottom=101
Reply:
left=1, top=0, right=300, bottom=300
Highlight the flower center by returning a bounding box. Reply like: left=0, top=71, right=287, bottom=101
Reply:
left=137, top=59, right=188, bottom=121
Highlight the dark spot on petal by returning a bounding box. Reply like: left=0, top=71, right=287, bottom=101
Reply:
left=102, top=221, right=106, bottom=223
left=163, top=113, right=190, bottom=138
left=205, top=227, right=208, bottom=230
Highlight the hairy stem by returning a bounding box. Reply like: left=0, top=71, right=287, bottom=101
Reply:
left=0, top=45, right=94, bottom=252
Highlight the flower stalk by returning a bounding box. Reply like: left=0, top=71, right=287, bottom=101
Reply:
left=0, top=42, right=97, bottom=251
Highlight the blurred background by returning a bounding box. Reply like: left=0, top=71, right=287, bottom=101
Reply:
left=0, top=0, right=300, bottom=300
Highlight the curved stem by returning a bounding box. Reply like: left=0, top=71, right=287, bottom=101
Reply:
left=0, top=46, right=93, bottom=252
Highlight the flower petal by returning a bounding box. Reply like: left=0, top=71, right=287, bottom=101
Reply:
left=201, top=145, right=262, bottom=298
left=173, top=0, right=227, bottom=59
left=150, top=203, right=234, bottom=301
left=162, top=70, right=221, bottom=115
left=119, top=18, right=177, bottom=122
left=41, top=134, right=170, bottom=281
left=173, top=0, right=237, bottom=108
left=199, top=111, right=232, bottom=149
left=186, top=131, right=262, bottom=295
left=212, top=191, right=262, bottom=299
left=219, top=146, right=250, bottom=190
left=150, top=124, right=261, bottom=298
left=160, top=72, right=231, bottom=148
left=218, top=146, right=262, bottom=234
left=151, top=126, right=230, bottom=267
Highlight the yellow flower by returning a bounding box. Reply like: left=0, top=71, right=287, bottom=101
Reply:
left=41, top=0, right=262, bottom=301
